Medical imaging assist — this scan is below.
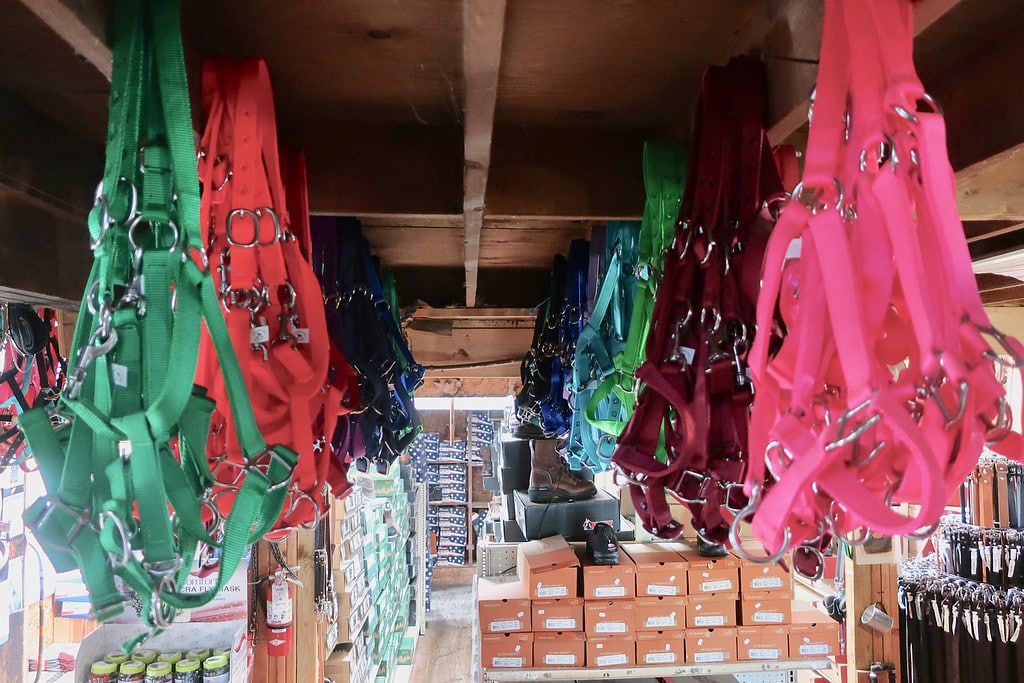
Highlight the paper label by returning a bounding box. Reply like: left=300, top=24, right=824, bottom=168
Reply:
left=701, top=579, right=733, bottom=592
left=751, top=577, right=783, bottom=589
left=786, top=237, right=803, bottom=259
left=680, top=347, right=696, bottom=364
left=595, top=621, right=627, bottom=633
left=695, top=615, right=725, bottom=627
left=647, top=584, right=678, bottom=596
left=695, top=651, right=725, bottom=663
left=545, top=654, right=576, bottom=665
left=537, top=585, right=568, bottom=598
left=294, top=328, right=310, bottom=344
left=545, top=618, right=576, bottom=629
left=266, top=581, right=292, bottom=625
left=645, top=652, right=676, bottom=664
left=750, top=648, right=781, bottom=660
left=799, top=643, right=830, bottom=655
left=489, top=620, right=521, bottom=632
left=250, top=325, right=270, bottom=345
left=754, top=612, right=784, bottom=623
left=492, top=657, right=523, bottom=668
left=111, top=363, right=129, bottom=388
left=646, top=615, right=676, bottom=628
left=595, top=653, right=628, bottom=667
left=595, top=586, right=627, bottom=598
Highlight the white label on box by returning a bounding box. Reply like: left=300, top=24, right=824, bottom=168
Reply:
left=595, top=586, right=627, bottom=598
left=596, top=653, right=628, bottom=667
left=537, top=585, right=568, bottom=598
left=701, top=579, right=733, bottom=592
left=489, top=620, right=521, bottom=632
left=800, top=643, right=830, bottom=656
left=750, top=648, right=781, bottom=660
left=596, top=622, right=627, bottom=633
left=492, top=657, right=524, bottom=668
left=647, top=584, right=677, bottom=596
left=545, top=654, right=576, bottom=665
left=754, top=612, right=784, bottom=623
left=695, top=615, right=726, bottom=627
left=646, top=615, right=676, bottom=628
left=752, top=577, right=784, bottom=589
left=695, top=651, right=725, bottom=663
left=546, top=618, right=576, bottom=629
left=645, top=652, right=676, bottom=664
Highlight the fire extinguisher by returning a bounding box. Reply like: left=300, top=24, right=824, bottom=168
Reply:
left=265, top=569, right=294, bottom=657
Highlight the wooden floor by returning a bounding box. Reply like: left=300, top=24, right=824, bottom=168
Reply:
left=410, top=567, right=479, bottom=682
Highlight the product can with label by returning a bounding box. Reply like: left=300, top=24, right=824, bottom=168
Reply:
left=89, top=660, right=117, bottom=683
left=118, top=660, right=146, bottom=683
left=172, top=658, right=201, bottom=683
left=201, top=654, right=230, bottom=683
left=145, top=661, right=173, bottom=683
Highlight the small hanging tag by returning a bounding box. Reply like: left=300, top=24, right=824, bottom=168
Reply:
left=785, top=237, right=803, bottom=260
left=680, top=347, right=696, bottom=364
left=251, top=325, right=270, bottom=345
left=111, top=363, right=129, bottom=388
left=293, top=328, right=310, bottom=344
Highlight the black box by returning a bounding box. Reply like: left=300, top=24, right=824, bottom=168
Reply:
left=498, top=439, right=532, bottom=494
left=513, top=488, right=621, bottom=541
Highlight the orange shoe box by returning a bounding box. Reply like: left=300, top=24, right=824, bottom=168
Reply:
left=740, top=561, right=793, bottom=594
left=480, top=632, right=533, bottom=669
left=517, top=536, right=580, bottom=599
left=533, top=632, right=586, bottom=667
left=576, top=548, right=637, bottom=599
left=586, top=636, right=636, bottom=668
left=680, top=551, right=740, bottom=595
left=477, top=577, right=531, bottom=633
left=739, top=592, right=793, bottom=625
left=621, top=543, right=689, bottom=597
left=685, top=627, right=738, bottom=664
left=635, top=596, right=687, bottom=632
left=686, top=593, right=739, bottom=628
left=584, top=599, right=637, bottom=636
left=636, top=630, right=686, bottom=666
left=737, top=625, right=790, bottom=661
left=789, top=611, right=841, bottom=658
left=533, top=597, right=584, bottom=632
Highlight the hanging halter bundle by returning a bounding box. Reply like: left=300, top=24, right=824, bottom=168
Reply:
left=197, top=58, right=332, bottom=537
left=19, top=0, right=296, bottom=648
left=612, top=56, right=783, bottom=543
left=584, top=143, right=685, bottom=448
left=569, top=221, right=640, bottom=471
left=311, top=216, right=422, bottom=475
left=516, top=254, right=567, bottom=432
left=743, top=0, right=1024, bottom=571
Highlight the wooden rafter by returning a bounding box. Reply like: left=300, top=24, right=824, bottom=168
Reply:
left=462, top=0, right=508, bottom=307
left=17, top=0, right=111, bottom=81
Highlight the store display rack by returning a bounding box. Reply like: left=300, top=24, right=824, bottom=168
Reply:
left=480, top=659, right=832, bottom=681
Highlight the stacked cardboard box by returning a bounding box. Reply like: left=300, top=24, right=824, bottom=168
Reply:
left=477, top=536, right=840, bottom=672
left=427, top=439, right=470, bottom=565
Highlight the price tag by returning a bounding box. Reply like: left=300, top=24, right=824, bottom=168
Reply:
left=492, top=657, right=523, bottom=668
left=294, top=328, right=310, bottom=344
left=645, top=652, right=676, bottom=664
left=545, top=618, right=576, bottom=629
left=754, top=612, right=784, bottom=623
left=489, top=620, right=521, bottom=632
left=694, top=651, right=725, bottom=663
left=251, top=325, right=270, bottom=345
left=595, top=622, right=627, bottom=633
left=111, top=363, right=129, bottom=388
left=786, top=237, right=803, bottom=259
left=595, top=653, right=628, bottom=667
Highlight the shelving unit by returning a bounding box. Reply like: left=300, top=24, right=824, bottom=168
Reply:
left=480, top=660, right=834, bottom=681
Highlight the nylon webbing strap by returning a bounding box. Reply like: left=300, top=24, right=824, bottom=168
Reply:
left=20, top=0, right=296, bottom=650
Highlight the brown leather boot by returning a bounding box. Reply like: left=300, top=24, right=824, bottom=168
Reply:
left=528, top=439, right=597, bottom=503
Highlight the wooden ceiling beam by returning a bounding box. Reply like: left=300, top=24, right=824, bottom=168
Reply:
left=410, top=306, right=535, bottom=321
left=957, top=143, right=1024, bottom=222
left=462, top=0, right=508, bottom=307
left=16, top=0, right=112, bottom=82
left=766, top=0, right=965, bottom=145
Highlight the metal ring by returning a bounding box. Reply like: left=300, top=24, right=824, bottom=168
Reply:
left=728, top=501, right=792, bottom=564
left=792, top=544, right=826, bottom=581
left=149, top=576, right=176, bottom=629
left=98, top=510, right=132, bottom=569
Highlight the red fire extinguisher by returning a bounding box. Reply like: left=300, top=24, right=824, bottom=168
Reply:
left=265, top=569, right=294, bottom=657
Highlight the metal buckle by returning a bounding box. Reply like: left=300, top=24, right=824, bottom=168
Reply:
left=824, top=395, right=880, bottom=452
left=226, top=208, right=262, bottom=248
left=98, top=510, right=133, bottom=569
left=31, top=499, right=93, bottom=550
left=676, top=469, right=709, bottom=505
left=243, top=448, right=293, bottom=493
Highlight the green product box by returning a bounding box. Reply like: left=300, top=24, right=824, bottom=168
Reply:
left=396, top=637, right=415, bottom=666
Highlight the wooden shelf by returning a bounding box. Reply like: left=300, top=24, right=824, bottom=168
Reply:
left=481, top=659, right=833, bottom=681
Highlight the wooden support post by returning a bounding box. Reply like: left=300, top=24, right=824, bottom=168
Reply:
left=844, top=549, right=902, bottom=683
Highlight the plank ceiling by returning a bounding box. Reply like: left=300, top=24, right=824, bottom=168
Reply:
left=2, top=0, right=1024, bottom=375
